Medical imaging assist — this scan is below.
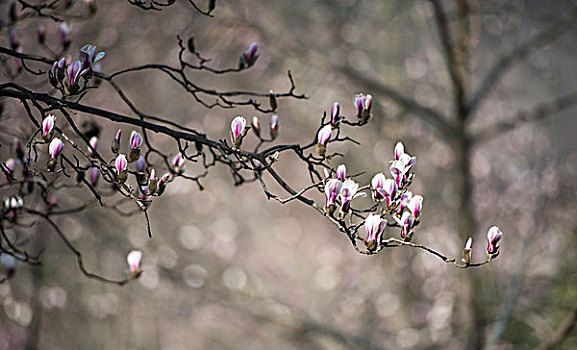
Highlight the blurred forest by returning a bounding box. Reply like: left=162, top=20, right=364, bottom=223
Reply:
left=1, top=0, right=577, bottom=349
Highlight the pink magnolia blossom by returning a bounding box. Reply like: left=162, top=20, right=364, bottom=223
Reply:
left=317, top=125, right=331, bottom=146
left=115, top=154, right=128, bottom=181
left=230, top=116, right=247, bottom=147
left=486, top=226, right=503, bottom=255
left=331, top=102, right=341, bottom=126
left=336, top=164, right=346, bottom=181
left=324, top=179, right=342, bottom=211
left=130, top=131, right=143, bottom=149
left=339, top=179, right=365, bottom=215
left=66, top=60, right=82, bottom=87
left=376, top=179, right=398, bottom=207
left=111, top=129, right=122, bottom=154
left=407, top=195, right=423, bottom=219
left=394, top=141, right=404, bottom=161
left=390, top=152, right=416, bottom=187
left=365, top=214, right=387, bottom=251
left=270, top=114, right=278, bottom=139
left=400, top=211, right=415, bottom=240
left=49, top=138, right=64, bottom=159
left=354, top=93, right=373, bottom=121
left=251, top=116, right=261, bottom=137
left=243, top=43, right=259, bottom=66
left=4, top=158, right=15, bottom=179
left=78, top=44, right=105, bottom=71
left=463, top=237, right=473, bottom=264
left=371, top=173, right=386, bottom=201
left=42, top=114, right=56, bottom=141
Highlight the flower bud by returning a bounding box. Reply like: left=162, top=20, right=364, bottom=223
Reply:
left=324, top=179, right=342, bottom=214
left=365, top=214, right=387, bottom=251
left=89, top=167, right=99, bottom=186
left=371, top=173, right=386, bottom=201
left=157, top=173, right=170, bottom=195
left=88, top=136, right=98, bottom=157
left=3, top=158, right=15, bottom=180
left=171, top=153, right=186, bottom=174
left=147, top=169, right=158, bottom=194
left=462, top=237, right=472, bottom=264
left=242, top=42, right=259, bottom=67
left=270, top=114, right=278, bottom=140
left=331, top=102, right=341, bottom=126
left=353, top=93, right=373, bottom=122
left=127, top=250, right=142, bottom=279
left=394, top=141, right=404, bottom=161
left=57, top=22, right=71, bottom=49
left=111, top=129, right=121, bottom=154
left=42, top=114, right=56, bottom=141
left=486, top=226, right=503, bottom=256
left=230, top=116, right=247, bottom=148
left=8, top=28, right=19, bottom=50
left=269, top=90, right=277, bottom=111
left=407, top=195, right=423, bottom=220
left=115, top=154, right=128, bottom=182
left=37, top=26, right=46, bottom=44
left=400, top=211, right=414, bottom=240
left=336, top=164, right=346, bottom=181
left=48, top=138, right=64, bottom=159
left=317, top=125, right=332, bottom=156
left=251, top=116, right=261, bottom=137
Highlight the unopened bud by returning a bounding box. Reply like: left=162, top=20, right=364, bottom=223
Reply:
left=462, top=237, right=472, bottom=264
left=269, top=90, right=277, bottom=111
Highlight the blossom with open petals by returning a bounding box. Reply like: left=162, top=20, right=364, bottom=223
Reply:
left=354, top=93, right=373, bottom=122
left=365, top=214, right=387, bottom=251
left=66, top=60, right=82, bottom=90
left=339, top=179, right=365, bottom=215
left=376, top=179, right=398, bottom=207
left=324, top=179, right=342, bottom=214
left=390, top=152, right=416, bottom=187
left=486, top=226, right=503, bottom=256
left=78, top=44, right=105, bottom=71
left=371, top=173, right=386, bottom=201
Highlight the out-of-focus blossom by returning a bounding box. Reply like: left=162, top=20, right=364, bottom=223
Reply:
left=230, top=116, right=247, bottom=148
left=89, top=166, right=99, bottom=186
left=8, top=28, right=19, bottom=50
left=127, top=250, right=142, bottom=279
left=376, top=179, right=398, bottom=207
left=486, top=226, right=503, bottom=256
left=336, top=164, right=346, bottom=181
left=371, top=173, right=386, bottom=201
left=317, top=125, right=332, bottom=156
left=42, top=114, right=56, bottom=141
left=85, top=0, right=97, bottom=13
left=111, top=129, right=121, bottom=154
left=172, top=153, right=186, bottom=174
left=4, top=158, right=16, bottom=180
left=78, top=44, right=105, bottom=71
left=331, top=102, right=341, bottom=126
left=400, top=211, right=414, bottom=240
left=339, top=179, right=364, bottom=215
left=135, top=156, right=147, bottom=172
left=37, top=26, right=46, bottom=44
left=242, top=42, right=259, bottom=67
left=49, top=194, right=58, bottom=206
left=88, top=136, right=98, bottom=157
left=57, top=22, right=71, bottom=48
left=324, top=179, right=342, bottom=214
left=354, top=93, right=372, bottom=122
left=365, top=214, right=387, bottom=251
left=407, top=195, right=423, bottom=220
left=462, top=237, right=473, bottom=264
left=269, top=90, right=277, bottom=111
left=270, top=114, right=278, bottom=139
left=49, top=138, right=64, bottom=159
left=251, top=116, right=260, bottom=137
left=115, top=154, right=128, bottom=182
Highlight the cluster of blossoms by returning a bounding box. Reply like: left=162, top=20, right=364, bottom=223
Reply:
left=40, top=114, right=65, bottom=171
left=49, top=44, right=104, bottom=94
left=323, top=142, right=421, bottom=251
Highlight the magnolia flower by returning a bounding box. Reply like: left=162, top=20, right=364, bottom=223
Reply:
left=394, top=142, right=404, bottom=161
left=57, top=23, right=70, bottom=48
left=270, top=114, right=278, bottom=139
left=339, top=179, right=365, bottom=215
left=400, top=211, right=414, bottom=240
left=115, top=154, right=128, bottom=182
left=251, top=116, right=261, bottom=137
left=50, top=58, right=67, bottom=86
left=78, top=44, right=105, bottom=71
left=89, top=167, right=99, bottom=186
left=230, top=116, right=247, bottom=148
left=127, top=250, right=142, bottom=278
left=49, top=138, right=64, bottom=159
left=42, top=114, right=56, bottom=141
left=4, top=158, right=15, bottom=179
left=323, top=168, right=330, bottom=179
left=172, top=153, right=186, bottom=174
left=390, top=152, right=416, bottom=187
left=148, top=169, right=158, bottom=194
left=130, top=131, right=143, bottom=149
left=365, top=214, right=387, bottom=251
left=66, top=60, right=82, bottom=89
left=462, top=237, right=473, bottom=264
left=157, top=172, right=170, bottom=195
left=336, top=164, right=346, bottom=181
left=242, top=42, right=259, bottom=67
left=324, top=178, right=342, bottom=214
left=317, top=125, right=332, bottom=156
left=88, top=136, right=98, bottom=157
left=8, top=28, right=19, bottom=50
left=486, top=226, right=503, bottom=256
left=407, top=195, right=423, bottom=220
left=376, top=179, right=398, bottom=207
left=111, top=129, right=121, bottom=154
left=397, top=191, right=412, bottom=214
left=331, top=102, right=341, bottom=126
left=371, top=173, right=386, bottom=201
left=354, top=93, right=373, bottom=121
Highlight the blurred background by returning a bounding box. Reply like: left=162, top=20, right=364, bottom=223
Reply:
left=1, top=0, right=577, bottom=349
